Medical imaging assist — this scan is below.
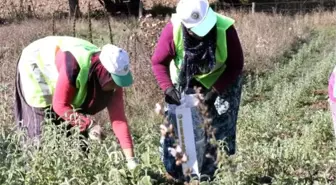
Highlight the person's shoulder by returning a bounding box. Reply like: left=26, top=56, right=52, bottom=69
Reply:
left=55, top=49, right=81, bottom=86
left=156, top=20, right=174, bottom=42
left=213, top=13, right=237, bottom=33
left=216, top=13, right=235, bottom=24
left=161, top=21, right=173, bottom=34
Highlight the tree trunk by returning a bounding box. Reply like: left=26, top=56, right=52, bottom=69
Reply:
left=68, top=0, right=81, bottom=17
left=99, top=0, right=140, bottom=16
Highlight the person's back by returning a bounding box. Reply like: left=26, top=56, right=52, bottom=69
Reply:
left=14, top=36, right=139, bottom=170
left=18, top=36, right=101, bottom=108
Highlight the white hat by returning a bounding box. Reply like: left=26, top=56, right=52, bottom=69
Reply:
left=99, top=44, right=133, bottom=87
left=176, top=0, right=217, bottom=37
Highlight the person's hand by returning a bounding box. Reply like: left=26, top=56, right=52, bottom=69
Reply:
left=164, top=86, right=181, bottom=105
left=88, top=124, right=105, bottom=141
left=126, top=157, right=139, bottom=170
left=204, top=89, right=219, bottom=106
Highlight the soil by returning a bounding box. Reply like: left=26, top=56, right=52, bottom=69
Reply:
left=309, top=100, right=329, bottom=111
left=312, top=89, right=328, bottom=96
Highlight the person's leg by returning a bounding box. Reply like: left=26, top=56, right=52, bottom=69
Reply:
left=213, top=75, right=243, bottom=155
left=159, top=107, right=184, bottom=181
left=14, top=69, right=45, bottom=147
left=160, top=91, right=211, bottom=182
left=201, top=74, right=243, bottom=177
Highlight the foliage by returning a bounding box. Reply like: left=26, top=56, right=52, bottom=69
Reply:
left=0, top=10, right=336, bottom=184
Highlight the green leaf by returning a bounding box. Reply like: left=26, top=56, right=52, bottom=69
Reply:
left=138, top=175, right=152, bottom=185
left=141, top=152, right=150, bottom=166
left=200, top=181, right=210, bottom=185
left=118, top=169, right=127, bottom=178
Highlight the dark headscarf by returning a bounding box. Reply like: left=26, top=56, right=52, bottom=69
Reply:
left=177, top=24, right=217, bottom=92
left=79, top=52, right=115, bottom=115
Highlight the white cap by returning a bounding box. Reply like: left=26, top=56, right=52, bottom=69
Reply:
left=176, top=0, right=217, bottom=37
left=99, top=44, right=133, bottom=87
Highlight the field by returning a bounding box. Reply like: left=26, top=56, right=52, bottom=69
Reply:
left=0, top=0, right=219, bottom=19
left=1, top=7, right=336, bottom=185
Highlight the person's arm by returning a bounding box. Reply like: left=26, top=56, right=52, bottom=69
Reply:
left=151, top=21, right=176, bottom=92
left=213, top=25, right=244, bottom=93
left=106, top=87, right=134, bottom=159
left=52, top=50, right=92, bottom=131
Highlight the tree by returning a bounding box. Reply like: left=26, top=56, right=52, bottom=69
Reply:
left=219, top=0, right=242, bottom=7
left=97, top=0, right=140, bottom=16
left=68, top=0, right=81, bottom=17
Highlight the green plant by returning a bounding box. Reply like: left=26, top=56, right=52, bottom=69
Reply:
left=0, top=9, right=336, bottom=185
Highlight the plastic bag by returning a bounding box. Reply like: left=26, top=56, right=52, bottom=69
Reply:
left=161, top=93, right=206, bottom=179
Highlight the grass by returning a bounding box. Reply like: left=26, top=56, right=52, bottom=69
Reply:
left=0, top=0, right=219, bottom=19
left=0, top=9, right=336, bottom=184
left=228, top=27, right=336, bottom=185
